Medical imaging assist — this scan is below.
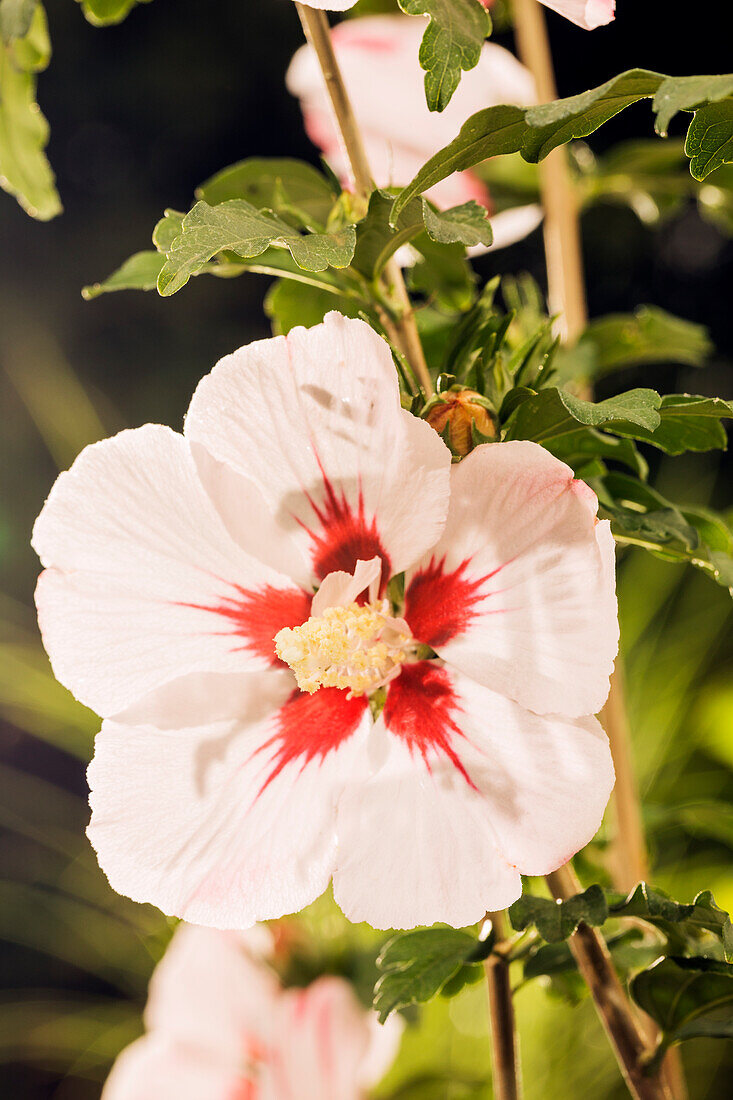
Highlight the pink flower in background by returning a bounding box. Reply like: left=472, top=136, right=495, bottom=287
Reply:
left=287, top=15, right=542, bottom=251
left=295, top=0, right=358, bottom=9
left=480, top=0, right=615, bottom=31
left=33, top=313, right=617, bottom=930
left=103, top=923, right=400, bottom=1100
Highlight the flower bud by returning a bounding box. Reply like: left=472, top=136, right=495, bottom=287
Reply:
left=424, top=389, right=498, bottom=457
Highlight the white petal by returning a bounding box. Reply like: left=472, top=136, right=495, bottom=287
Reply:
left=447, top=670, right=615, bottom=876
left=333, top=664, right=521, bottom=929
left=296, top=0, right=357, bottom=9
left=405, top=441, right=618, bottom=717
left=311, top=556, right=382, bottom=617
left=32, top=425, right=308, bottom=717
left=288, top=21, right=536, bottom=178
left=260, top=978, right=373, bottom=1100
left=143, top=924, right=279, bottom=1061
left=190, top=441, right=313, bottom=587
left=185, top=314, right=450, bottom=580
left=102, top=1034, right=245, bottom=1100
left=87, top=672, right=371, bottom=927
left=540, top=0, right=615, bottom=31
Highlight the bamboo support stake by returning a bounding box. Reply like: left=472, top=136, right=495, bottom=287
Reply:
left=512, top=1, right=686, bottom=1096
left=511, top=0, right=651, bottom=904
left=293, top=4, right=433, bottom=395
left=484, top=912, right=522, bottom=1100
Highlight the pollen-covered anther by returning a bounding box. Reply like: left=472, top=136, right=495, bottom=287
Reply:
left=274, top=601, right=414, bottom=697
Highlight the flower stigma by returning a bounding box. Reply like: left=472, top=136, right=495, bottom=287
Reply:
left=274, top=601, right=415, bottom=697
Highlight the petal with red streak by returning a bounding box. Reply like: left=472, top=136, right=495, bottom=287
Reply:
left=32, top=425, right=303, bottom=717
left=333, top=662, right=521, bottom=929
left=87, top=671, right=369, bottom=927
left=184, top=314, right=450, bottom=582
left=406, top=441, right=618, bottom=718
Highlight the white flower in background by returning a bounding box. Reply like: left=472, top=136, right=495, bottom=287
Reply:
left=103, top=923, right=401, bottom=1100
left=34, top=313, right=617, bottom=930
left=287, top=14, right=542, bottom=251
left=480, top=0, right=615, bottom=31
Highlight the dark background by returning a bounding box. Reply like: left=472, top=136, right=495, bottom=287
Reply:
left=1, top=1, right=731, bottom=1097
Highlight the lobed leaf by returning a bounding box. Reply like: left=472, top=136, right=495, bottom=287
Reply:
left=508, top=886, right=608, bottom=943
left=685, top=98, right=733, bottom=180
left=351, top=189, right=425, bottom=279
left=612, top=394, right=733, bottom=455
left=504, top=387, right=662, bottom=445
left=422, top=197, right=493, bottom=246
left=374, top=927, right=479, bottom=1022
left=630, top=956, right=733, bottom=1045
left=392, top=70, right=733, bottom=219
left=157, top=199, right=357, bottom=296
left=398, top=0, right=491, bottom=113
left=196, top=157, right=336, bottom=229
left=609, top=883, right=733, bottom=960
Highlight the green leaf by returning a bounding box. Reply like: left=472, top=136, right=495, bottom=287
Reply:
left=81, top=251, right=165, bottom=299
left=407, top=232, right=476, bottom=311
left=630, top=956, right=733, bottom=1044
left=392, top=103, right=527, bottom=220
left=196, top=157, right=336, bottom=229
left=157, top=200, right=357, bottom=296
left=0, top=0, right=37, bottom=41
left=681, top=507, right=733, bottom=589
left=265, top=279, right=363, bottom=336
left=613, top=394, right=733, bottom=455
left=569, top=307, right=712, bottom=382
left=392, top=70, right=733, bottom=220
left=374, top=927, right=479, bottom=1022
left=152, top=208, right=184, bottom=253
left=654, top=74, right=733, bottom=136
left=686, top=98, right=733, bottom=180
left=609, top=884, right=733, bottom=960
left=422, top=197, right=493, bottom=246
left=522, top=70, right=664, bottom=162
left=77, top=0, right=152, bottom=26
left=508, top=886, right=608, bottom=944
left=398, top=0, right=490, bottom=113
left=351, top=189, right=424, bottom=279
left=0, top=3, right=60, bottom=219
left=594, top=471, right=700, bottom=551
left=546, top=429, right=649, bottom=480
left=504, top=387, right=662, bottom=444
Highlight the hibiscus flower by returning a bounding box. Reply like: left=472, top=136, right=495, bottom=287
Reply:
left=102, top=922, right=401, bottom=1100
left=286, top=14, right=542, bottom=251
left=33, top=312, right=617, bottom=930
left=482, top=0, right=615, bottom=31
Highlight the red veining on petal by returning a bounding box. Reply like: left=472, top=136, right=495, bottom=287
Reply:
left=299, top=468, right=391, bottom=591
left=256, top=687, right=368, bottom=795
left=228, top=1080, right=257, bottom=1100
left=405, top=556, right=507, bottom=648
left=179, top=585, right=312, bottom=666
left=384, top=662, right=476, bottom=788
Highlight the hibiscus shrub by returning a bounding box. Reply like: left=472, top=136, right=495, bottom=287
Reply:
left=4, top=0, right=733, bottom=1098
